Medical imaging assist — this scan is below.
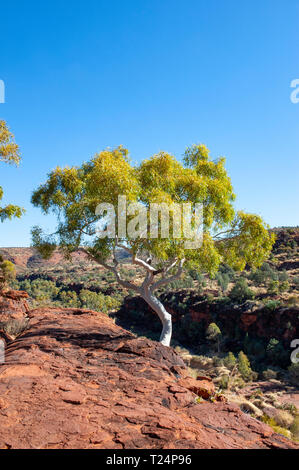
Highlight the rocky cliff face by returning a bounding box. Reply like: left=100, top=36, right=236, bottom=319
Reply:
left=122, top=295, right=299, bottom=348
left=0, top=299, right=298, bottom=449
left=0, top=289, right=30, bottom=322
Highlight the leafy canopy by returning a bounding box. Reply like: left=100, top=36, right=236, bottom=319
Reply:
left=31, top=144, right=275, bottom=279
left=0, top=254, right=16, bottom=290
left=0, top=121, right=24, bottom=221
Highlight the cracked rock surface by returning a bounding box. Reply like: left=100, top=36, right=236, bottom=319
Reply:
left=0, top=306, right=298, bottom=449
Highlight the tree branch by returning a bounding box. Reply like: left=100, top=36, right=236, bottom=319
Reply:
left=149, top=258, right=185, bottom=292
left=76, top=247, right=140, bottom=292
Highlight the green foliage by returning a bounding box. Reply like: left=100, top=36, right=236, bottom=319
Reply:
left=79, top=289, right=120, bottom=313
left=266, top=338, right=289, bottom=367
left=249, top=262, right=279, bottom=287
left=23, top=279, right=60, bottom=301
left=249, top=268, right=267, bottom=285
left=218, top=263, right=235, bottom=282
left=261, top=415, right=291, bottom=439
left=278, top=270, right=289, bottom=282
left=206, top=322, right=221, bottom=341
left=31, top=226, right=57, bottom=260
left=237, top=351, right=255, bottom=381
left=0, top=256, right=16, bottom=289
left=168, top=274, right=194, bottom=290
left=228, top=278, right=255, bottom=303
left=206, top=322, right=222, bottom=351
left=16, top=275, right=121, bottom=314
left=223, top=351, right=237, bottom=370
left=264, top=299, right=281, bottom=311
left=267, top=280, right=279, bottom=295
left=218, top=375, right=229, bottom=390
left=31, top=143, right=274, bottom=287
left=279, top=280, right=290, bottom=293
left=59, top=290, right=80, bottom=307
left=215, top=272, right=230, bottom=293
left=0, top=121, right=25, bottom=222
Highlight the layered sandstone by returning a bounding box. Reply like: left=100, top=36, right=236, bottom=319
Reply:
left=0, top=305, right=298, bottom=449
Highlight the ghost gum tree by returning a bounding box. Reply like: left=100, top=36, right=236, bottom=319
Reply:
left=0, top=121, right=24, bottom=221
left=31, top=144, right=275, bottom=346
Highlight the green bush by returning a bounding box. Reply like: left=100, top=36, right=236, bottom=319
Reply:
left=59, top=290, right=80, bottom=308
left=223, top=351, right=237, bottom=370
left=206, top=323, right=222, bottom=352
left=237, top=351, right=256, bottom=381
left=267, top=280, right=279, bottom=295
left=218, top=375, right=229, bottom=390
left=264, top=300, right=281, bottom=311
left=20, top=279, right=60, bottom=301
left=260, top=263, right=278, bottom=281
left=278, top=270, right=289, bottom=282
left=79, top=289, right=120, bottom=313
left=218, top=263, right=235, bottom=280
left=249, top=268, right=267, bottom=286
left=216, top=272, right=230, bottom=294
left=279, top=280, right=290, bottom=293
left=229, top=278, right=255, bottom=303
left=266, top=338, right=288, bottom=367
left=0, top=256, right=16, bottom=290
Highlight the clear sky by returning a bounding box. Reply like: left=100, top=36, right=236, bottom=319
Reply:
left=0, top=0, right=298, bottom=247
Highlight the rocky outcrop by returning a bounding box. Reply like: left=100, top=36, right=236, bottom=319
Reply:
left=0, top=290, right=29, bottom=322
left=0, top=305, right=298, bottom=449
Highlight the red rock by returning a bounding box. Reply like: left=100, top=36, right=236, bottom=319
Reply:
left=0, top=289, right=29, bottom=322
left=190, top=309, right=212, bottom=324
left=178, top=376, right=215, bottom=399
left=0, top=303, right=297, bottom=449
left=240, top=313, right=258, bottom=328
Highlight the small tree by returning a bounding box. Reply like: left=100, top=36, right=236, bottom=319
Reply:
left=0, top=121, right=24, bottom=221
left=223, top=351, right=237, bottom=370
left=216, top=272, right=230, bottom=294
left=206, top=322, right=222, bottom=352
left=0, top=255, right=16, bottom=291
left=229, top=277, right=255, bottom=303
left=31, top=144, right=275, bottom=346
left=267, top=280, right=279, bottom=295
left=237, top=351, right=255, bottom=381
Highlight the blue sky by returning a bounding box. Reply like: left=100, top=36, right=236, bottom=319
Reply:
left=0, top=0, right=298, bottom=247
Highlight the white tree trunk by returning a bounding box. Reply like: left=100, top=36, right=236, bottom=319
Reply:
left=142, top=290, right=172, bottom=347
